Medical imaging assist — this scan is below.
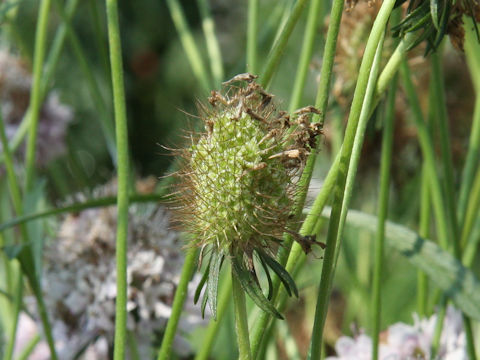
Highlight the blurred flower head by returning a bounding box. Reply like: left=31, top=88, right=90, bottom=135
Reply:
left=0, top=50, right=72, bottom=167
left=21, top=179, right=204, bottom=359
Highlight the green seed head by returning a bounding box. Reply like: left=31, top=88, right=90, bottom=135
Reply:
left=174, top=75, right=322, bottom=317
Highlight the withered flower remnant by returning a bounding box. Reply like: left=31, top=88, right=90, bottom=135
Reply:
left=173, top=74, right=323, bottom=319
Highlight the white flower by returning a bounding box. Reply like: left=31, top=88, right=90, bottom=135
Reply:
left=328, top=306, right=467, bottom=360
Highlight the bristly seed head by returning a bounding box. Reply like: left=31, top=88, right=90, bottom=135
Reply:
left=173, top=74, right=323, bottom=318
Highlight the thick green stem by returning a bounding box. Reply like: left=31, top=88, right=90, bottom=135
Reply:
left=232, top=271, right=252, bottom=360
left=307, top=0, right=395, bottom=356
left=371, top=72, right=397, bottom=360
left=105, top=0, right=131, bottom=358
left=157, top=247, right=198, bottom=360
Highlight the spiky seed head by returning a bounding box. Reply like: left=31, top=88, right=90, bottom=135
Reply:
left=173, top=76, right=322, bottom=317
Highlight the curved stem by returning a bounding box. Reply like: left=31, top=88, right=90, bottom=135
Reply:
left=105, top=0, right=131, bottom=358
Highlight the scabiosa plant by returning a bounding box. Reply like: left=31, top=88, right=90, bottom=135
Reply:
left=173, top=74, right=323, bottom=319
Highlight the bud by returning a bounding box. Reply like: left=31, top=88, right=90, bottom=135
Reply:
left=173, top=75, right=322, bottom=318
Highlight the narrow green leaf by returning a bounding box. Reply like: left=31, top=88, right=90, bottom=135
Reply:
left=231, top=256, right=283, bottom=319
left=257, top=249, right=298, bottom=298
left=257, top=252, right=274, bottom=300
left=430, top=0, right=439, bottom=30
left=194, top=262, right=210, bottom=304
left=320, top=207, right=480, bottom=320
left=207, top=252, right=223, bottom=319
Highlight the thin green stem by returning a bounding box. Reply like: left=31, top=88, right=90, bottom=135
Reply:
left=288, top=0, right=325, bottom=112
left=88, top=0, right=111, bottom=79
left=417, top=163, right=431, bottom=317
left=400, top=61, right=450, bottom=249
left=260, top=0, right=309, bottom=88
left=16, top=333, right=41, bottom=360
left=462, top=167, right=480, bottom=257
left=0, top=193, right=165, bottom=233
left=458, top=94, right=480, bottom=229
left=247, top=0, right=259, bottom=74
left=308, top=0, right=396, bottom=356
left=105, top=0, right=131, bottom=358
left=157, top=247, right=198, bottom=360
left=431, top=51, right=476, bottom=358
left=52, top=0, right=117, bottom=160
left=371, top=72, right=397, bottom=360
left=4, top=271, right=22, bottom=360
left=194, top=274, right=233, bottom=360
left=166, top=0, right=211, bottom=91
left=232, top=271, right=252, bottom=360
left=24, top=0, right=52, bottom=191
left=197, top=0, right=224, bottom=85
left=430, top=297, right=447, bottom=359
left=375, top=32, right=416, bottom=102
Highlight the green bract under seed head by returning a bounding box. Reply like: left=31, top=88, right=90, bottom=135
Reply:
left=174, top=75, right=322, bottom=318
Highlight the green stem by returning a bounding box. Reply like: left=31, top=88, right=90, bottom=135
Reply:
left=88, top=0, right=111, bottom=79
left=52, top=0, right=117, bottom=160
left=4, top=271, right=22, bottom=360
left=105, top=0, right=131, bottom=358
left=288, top=0, right=326, bottom=112
left=400, top=61, right=450, bottom=249
left=0, top=193, right=165, bottom=233
left=24, top=0, right=52, bottom=191
left=417, top=162, right=431, bottom=317
left=16, top=333, right=41, bottom=360
left=458, top=94, right=480, bottom=230
left=374, top=32, right=416, bottom=102
left=371, top=72, right=397, bottom=360
left=308, top=0, right=396, bottom=356
left=194, top=275, right=233, bottom=360
left=430, top=297, right=447, bottom=359
left=157, top=247, right=198, bottom=360
left=247, top=0, right=259, bottom=74
left=260, top=0, right=309, bottom=88
left=232, top=271, right=252, bottom=360
left=197, top=0, right=224, bottom=85
left=166, top=0, right=211, bottom=91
